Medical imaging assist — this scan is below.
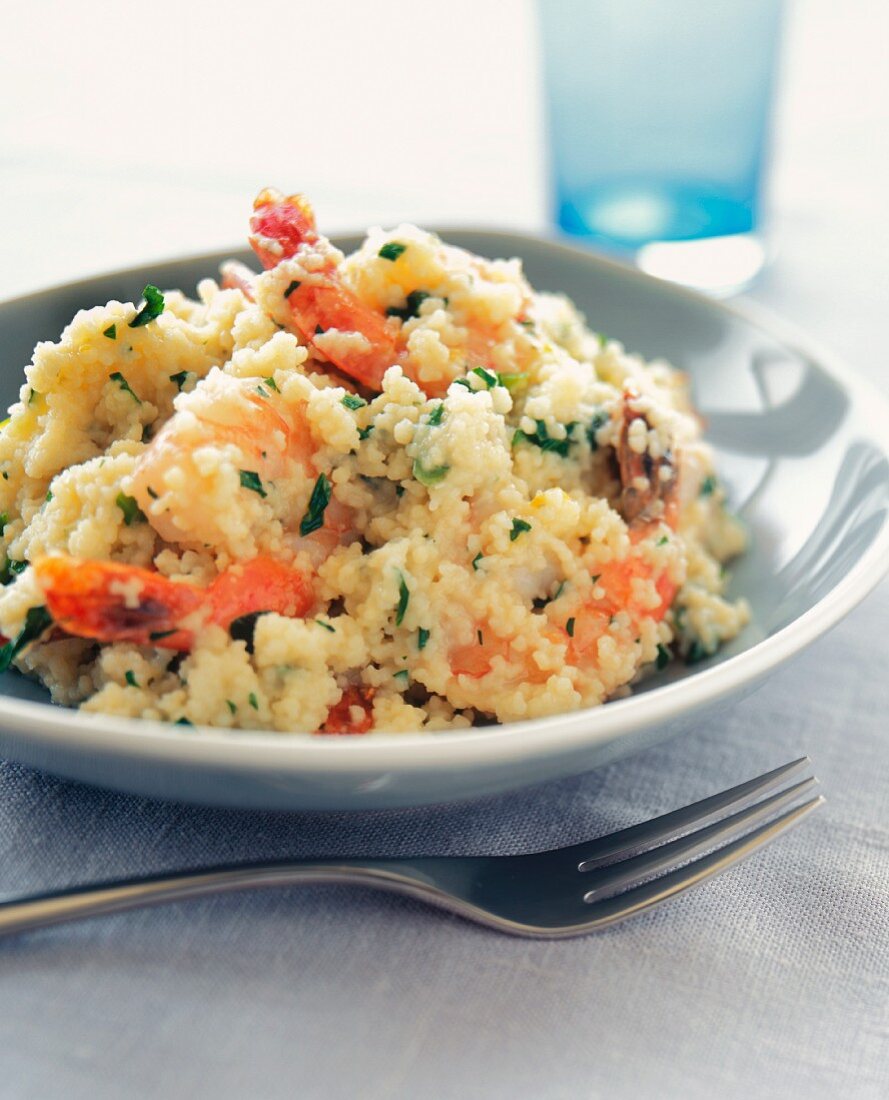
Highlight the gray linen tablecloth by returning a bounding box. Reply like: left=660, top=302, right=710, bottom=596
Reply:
left=1, top=576, right=887, bottom=1098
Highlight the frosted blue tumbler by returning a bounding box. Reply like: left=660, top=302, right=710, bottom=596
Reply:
left=540, top=0, right=784, bottom=294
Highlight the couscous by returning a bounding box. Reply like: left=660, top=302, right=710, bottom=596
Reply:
left=0, top=190, right=748, bottom=733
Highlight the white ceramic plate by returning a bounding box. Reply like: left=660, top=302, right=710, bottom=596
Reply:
left=1, top=232, right=888, bottom=809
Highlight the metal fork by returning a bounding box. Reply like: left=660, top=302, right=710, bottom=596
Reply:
left=0, top=758, right=821, bottom=939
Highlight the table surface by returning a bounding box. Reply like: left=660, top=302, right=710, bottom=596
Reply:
left=1, top=2, right=888, bottom=1097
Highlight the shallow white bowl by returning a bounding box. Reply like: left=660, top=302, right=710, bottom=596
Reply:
left=1, top=231, right=888, bottom=809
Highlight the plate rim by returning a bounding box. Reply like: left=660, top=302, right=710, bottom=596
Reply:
left=1, top=229, right=888, bottom=777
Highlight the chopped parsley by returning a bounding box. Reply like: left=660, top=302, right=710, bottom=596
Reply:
left=0, top=512, right=7, bottom=532
left=700, top=475, right=718, bottom=497
left=686, top=640, right=709, bottom=665
left=28, top=389, right=41, bottom=406
left=358, top=424, right=375, bottom=441
left=110, top=371, right=141, bottom=403
left=496, top=372, right=527, bottom=392
left=129, top=285, right=165, bottom=328
left=378, top=241, right=407, bottom=262
left=45, top=490, right=53, bottom=503
left=175, top=717, right=193, bottom=726
left=226, top=700, right=237, bottom=715
left=417, top=627, right=430, bottom=650
left=116, top=491, right=145, bottom=526
left=103, top=323, right=117, bottom=340
left=239, top=469, right=268, bottom=498
left=314, top=324, right=325, bottom=335
left=566, top=617, right=576, bottom=638
left=169, top=370, right=190, bottom=390
left=587, top=411, right=609, bottom=451
left=472, top=552, right=483, bottom=570
left=299, top=472, right=332, bottom=535
left=514, top=420, right=576, bottom=458
left=1, top=558, right=28, bottom=584
left=471, top=366, right=498, bottom=388
left=341, top=393, right=367, bottom=410
left=248, top=692, right=259, bottom=711
left=125, top=670, right=139, bottom=688
left=264, top=376, right=279, bottom=392
left=283, top=280, right=301, bottom=297
left=315, top=619, right=336, bottom=633
left=656, top=644, right=671, bottom=670
left=0, top=605, right=53, bottom=672
left=510, top=518, right=532, bottom=542
left=452, top=377, right=473, bottom=390
left=427, top=402, right=445, bottom=426
left=386, top=289, right=431, bottom=322
left=412, top=458, right=449, bottom=487
left=395, top=484, right=405, bottom=497
left=395, top=572, right=410, bottom=626
left=656, top=535, right=669, bottom=546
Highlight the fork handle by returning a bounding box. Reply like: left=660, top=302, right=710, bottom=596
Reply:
left=0, top=859, right=458, bottom=938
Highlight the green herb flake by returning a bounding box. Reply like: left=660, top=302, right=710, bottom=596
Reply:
left=656, top=644, right=671, bottom=671
left=109, top=371, right=142, bottom=404
left=175, top=717, right=193, bottom=726
left=248, top=692, right=259, bottom=711
left=510, top=518, right=532, bottom=542
left=45, top=490, right=53, bottom=503
left=427, top=402, right=445, bottom=426
left=149, top=629, right=176, bottom=642
left=394, top=669, right=409, bottom=684
left=395, top=484, right=405, bottom=497
left=125, top=670, right=139, bottom=688
left=471, top=366, right=498, bottom=388
left=315, top=619, right=336, bottom=633
left=169, top=371, right=190, bottom=390
left=239, top=469, right=268, bottom=498
left=496, top=372, right=527, bottom=392
left=700, top=475, right=718, bottom=497
left=515, top=420, right=575, bottom=458
left=412, top=458, right=449, bottom=487
left=417, top=627, right=430, bottom=650
left=263, top=376, right=279, bottom=393
left=129, top=284, right=165, bottom=328
left=386, top=289, right=431, bottom=322
left=116, top=491, right=145, bottom=526
left=378, top=241, right=408, bottom=262
left=299, top=472, right=332, bottom=536
left=587, top=411, right=609, bottom=451
left=0, top=605, right=53, bottom=672
left=358, top=424, right=375, bottom=441
left=103, top=323, right=117, bottom=340
left=472, top=552, right=484, bottom=571
left=452, top=377, right=473, bottom=390
left=284, top=280, right=301, bottom=297
left=656, top=535, right=669, bottom=546
left=591, top=573, right=601, bottom=585
left=341, top=393, right=367, bottom=410
left=395, top=572, right=410, bottom=626
left=226, top=700, right=237, bottom=715
left=566, top=617, right=576, bottom=638
left=146, top=486, right=158, bottom=500
left=0, top=512, right=7, bottom=533
left=28, top=389, right=41, bottom=406
left=686, top=640, right=709, bottom=665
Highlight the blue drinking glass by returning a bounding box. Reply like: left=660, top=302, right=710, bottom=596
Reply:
left=539, top=0, right=784, bottom=294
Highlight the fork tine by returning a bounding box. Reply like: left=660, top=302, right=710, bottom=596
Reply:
left=574, top=757, right=811, bottom=870
left=583, top=776, right=819, bottom=901
left=578, top=796, right=824, bottom=931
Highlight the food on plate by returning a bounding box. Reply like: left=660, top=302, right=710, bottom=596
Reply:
left=0, top=190, right=748, bottom=732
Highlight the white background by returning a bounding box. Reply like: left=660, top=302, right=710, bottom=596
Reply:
left=1, top=0, right=887, bottom=393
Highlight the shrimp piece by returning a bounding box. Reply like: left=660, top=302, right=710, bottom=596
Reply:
left=318, top=685, right=375, bottom=734
left=32, top=555, right=313, bottom=651
left=249, top=189, right=403, bottom=392
left=129, top=369, right=317, bottom=550
left=615, top=389, right=680, bottom=529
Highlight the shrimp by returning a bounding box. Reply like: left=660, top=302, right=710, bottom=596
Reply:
left=249, top=189, right=404, bottom=392
left=247, top=189, right=529, bottom=397
left=129, top=368, right=353, bottom=567
left=615, top=389, right=679, bottom=530
left=319, top=685, right=375, bottom=735
left=32, top=555, right=313, bottom=651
